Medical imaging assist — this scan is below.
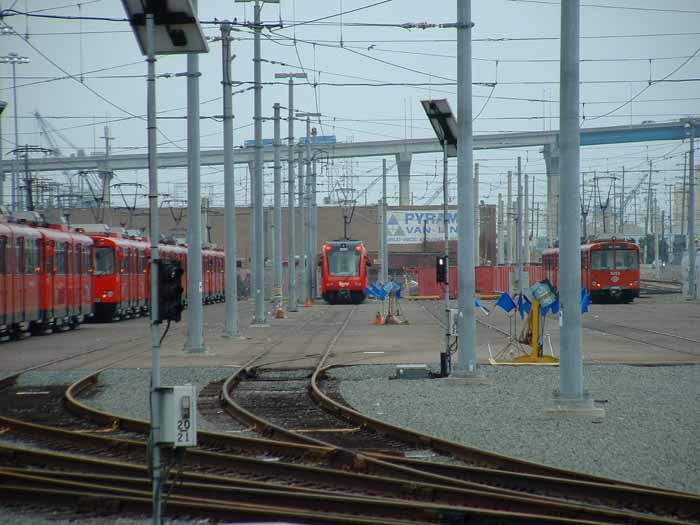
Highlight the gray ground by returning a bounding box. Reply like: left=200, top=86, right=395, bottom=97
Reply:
left=334, top=363, right=700, bottom=494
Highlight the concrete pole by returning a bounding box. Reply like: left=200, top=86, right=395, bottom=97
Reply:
left=381, top=158, right=388, bottom=282
left=286, top=80, right=298, bottom=312
left=497, top=193, right=504, bottom=264
left=524, top=171, right=530, bottom=264
left=184, top=0, right=205, bottom=352
left=456, top=0, right=478, bottom=373
left=144, top=14, right=162, bottom=524
left=558, top=0, right=584, bottom=400
left=688, top=128, right=696, bottom=299
left=654, top=194, right=660, bottom=278
left=252, top=0, right=266, bottom=324
left=516, top=157, right=523, bottom=298
left=507, top=170, right=513, bottom=263
left=474, top=162, right=479, bottom=265
left=298, top=146, right=307, bottom=306
left=273, top=103, right=283, bottom=308
left=221, top=22, right=239, bottom=337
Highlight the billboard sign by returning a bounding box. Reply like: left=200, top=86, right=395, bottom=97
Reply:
left=386, top=209, right=458, bottom=245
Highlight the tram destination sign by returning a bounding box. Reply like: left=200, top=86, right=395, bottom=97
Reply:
left=386, top=209, right=458, bottom=245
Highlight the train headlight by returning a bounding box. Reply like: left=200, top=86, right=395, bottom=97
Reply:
left=591, top=281, right=597, bottom=287
left=101, top=291, right=114, bottom=299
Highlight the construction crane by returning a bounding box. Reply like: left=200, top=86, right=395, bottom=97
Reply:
left=33, top=111, right=85, bottom=157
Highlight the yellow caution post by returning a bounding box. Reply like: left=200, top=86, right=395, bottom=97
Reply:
left=511, top=299, right=559, bottom=365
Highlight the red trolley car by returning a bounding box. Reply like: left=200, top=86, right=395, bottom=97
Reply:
left=542, top=239, right=640, bottom=303
left=320, top=240, right=369, bottom=304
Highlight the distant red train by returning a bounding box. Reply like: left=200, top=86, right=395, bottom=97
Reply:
left=87, top=226, right=225, bottom=321
left=320, top=240, right=369, bottom=304
left=0, top=212, right=226, bottom=340
left=1, top=213, right=94, bottom=338
left=542, top=239, right=640, bottom=302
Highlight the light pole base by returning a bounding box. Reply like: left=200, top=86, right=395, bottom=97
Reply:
left=182, top=345, right=211, bottom=355
left=249, top=323, right=270, bottom=328
left=445, top=367, right=493, bottom=384
left=545, top=391, right=606, bottom=419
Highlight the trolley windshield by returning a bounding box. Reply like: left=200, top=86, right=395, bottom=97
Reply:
left=591, top=249, right=639, bottom=270
left=328, top=247, right=361, bottom=276
left=94, top=247, right=115, bottom=275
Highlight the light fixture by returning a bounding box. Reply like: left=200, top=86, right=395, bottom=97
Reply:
left=421, top=98, right=458, bottom=157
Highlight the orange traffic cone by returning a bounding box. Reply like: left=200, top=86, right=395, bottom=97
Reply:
left=374, top=311, right=383, bottom=325
left=304, top=296, right=313, bottom=307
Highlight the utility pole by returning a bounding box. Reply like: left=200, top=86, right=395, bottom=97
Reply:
left=297, top=113, right=320, bottom=303
left=252, top=0, right=266, bottom=325
left=645, top=161, right=653, bottom=237
left=456, top=0, right=478, bottom=374
left=273, top=103, right=283, bottom=311
left=185, top=0, right=206, bottom=353
left=311, top=157, right=319, bottom=297
left=0, top=100, right=5, bottom=206
left=221, top=21, right=239, bottom=337
left=442, top=139, right=451, bottom=375
left=381, top=158, right=388, bottom=282
left=275, top=72, right=306, bottom=312
left=557, top=0, right=587, bottom=406
left=687, top=123, right=696, bottom=300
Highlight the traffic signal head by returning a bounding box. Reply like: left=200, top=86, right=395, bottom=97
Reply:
left=157, top=261, right=184, bottom=323
left=436, top=256, right=447, bottom=283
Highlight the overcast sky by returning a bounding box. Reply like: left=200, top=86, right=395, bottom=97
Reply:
left=1, top=0, right=698, bottom=232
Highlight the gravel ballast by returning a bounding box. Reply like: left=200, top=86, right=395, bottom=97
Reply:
left=334, top=363, right=700, bottom=494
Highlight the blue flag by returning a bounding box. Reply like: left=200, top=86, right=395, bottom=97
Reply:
left=370, top=283, right=387, bottom=300
left=475, top=299, right=490, bottom=316
left=518, top=293, right=532, bottom=319
left=495, top=292, right=516, bottom=313
left=581, top=288, right=591, bottom=314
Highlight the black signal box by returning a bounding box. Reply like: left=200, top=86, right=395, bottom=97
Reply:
left=157, top=261, right=185, bottom=323
left=436, top=256, right=447, bottom=283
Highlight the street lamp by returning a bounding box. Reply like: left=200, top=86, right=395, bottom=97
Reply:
left=0, top=52, right=30, bottom=210
left=274, top=72, right=307, bottom=312
left=120, top=2, right=207, bottom=524
left=421, top=99, right=458, bottom=377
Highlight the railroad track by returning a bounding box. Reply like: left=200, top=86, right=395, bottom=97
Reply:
left=1, top=305, right=645, bottom=525
left=3, top=302, right=700, bottom=523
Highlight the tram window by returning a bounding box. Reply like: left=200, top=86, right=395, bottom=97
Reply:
left=615, top=250, right=639, bottom=270
left=328, top=249, right=361, bottom=276
left=94, top=247, right=115, bottom=275
left=591, top=251, right=612, bottom=270
left=56, top=243, right=67, bottom=274
left=82, top=246, right=91, bottom=274
left=0, top=238, right=5, bottom=274
left=16, top=239, right=24, bottom=274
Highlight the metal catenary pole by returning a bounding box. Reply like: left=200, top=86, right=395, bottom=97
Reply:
left=524, top=171, right=530, bottom=264
left=304, top=117, right=312, bottom=301
left=285, top=78, right=299, bottom=311
left=497, top=193, right=504, bottom=264
left=516, top=157, right=523, bottom=299
left=311, top=157, right=319, bottom=297
left=297, top=145, right=307, bottom=305
left=559, top=0, right=584, bottom=399
left=456, top=0, right=477, bottom=373
left=474, top=162, right=479, bottom=264
left=273, top=103, right=283, bottom=309
left=381, top=158, right=388, bottom=282
left=12, top=58, right=19, bottom=210
left=252, top=0, right=266, bottom=324
left=144, top=13, right=163, bottom=524
left=442, top=145, right=451, bottom=374
left=507, top=170, right=513, bottom=264
left=620, top=166, right=625, bottom=235
left=185, top=0, right=205, bottom=352
left=688, top=125, right=696, bottom=299
left=221, top=22, right=239, bottom=337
